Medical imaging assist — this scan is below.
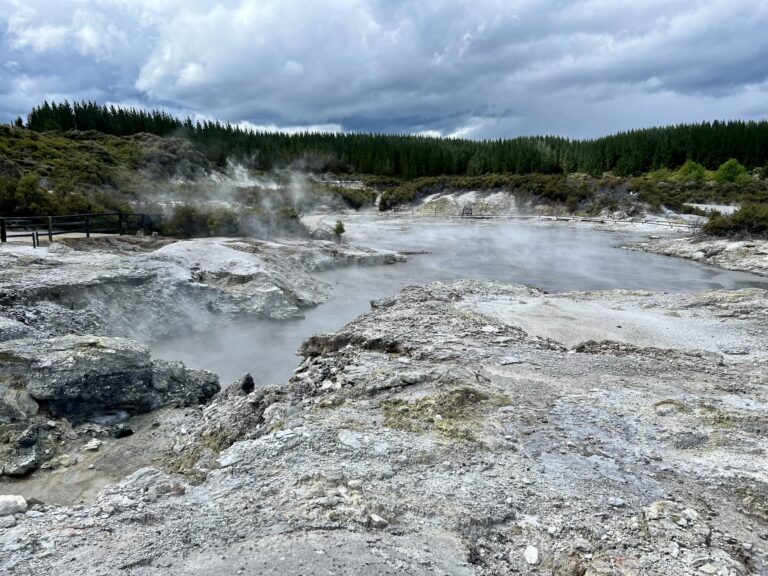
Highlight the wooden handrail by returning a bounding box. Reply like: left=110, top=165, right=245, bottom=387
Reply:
left=0, top=212, right=149, bottom=248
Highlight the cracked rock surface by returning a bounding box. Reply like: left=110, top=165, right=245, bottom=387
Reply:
left=2, top=280, right=767, bottom=575
left=0, top=235, right=404, bottom=342
left=630, top=236, right=768, bottom=277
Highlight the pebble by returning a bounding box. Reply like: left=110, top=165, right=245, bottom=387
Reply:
left=369, top=514, right=389, bottom=529
left=83, top=438, right=102, bottom=451
left=572, top=537, right=592, bottom=552
left=0, top=495, right=27, bottom=516
left=523, top=545, right=539, bottom=565
left=338, top=429, right=363, bottom=450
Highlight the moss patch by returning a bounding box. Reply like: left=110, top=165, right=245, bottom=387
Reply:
left=382, top=387, right=496, bottom=442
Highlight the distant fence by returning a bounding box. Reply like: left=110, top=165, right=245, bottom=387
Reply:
left=0, top=212, right=150, bottom=248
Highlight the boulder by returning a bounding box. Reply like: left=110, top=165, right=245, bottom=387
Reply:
left=2, top=445, right=39, bottom=476
left=0, top=336, right=219, bottom=421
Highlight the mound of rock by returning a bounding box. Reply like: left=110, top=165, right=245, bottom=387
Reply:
left=0, top=236, right=404, bottom=341
left=631, top=235, right=768, bottom=276
left=3, top=281, right=767, bottom=574
left=0, top=335, right=218, bottom=478
left=0, top=335, right=218, bottom=421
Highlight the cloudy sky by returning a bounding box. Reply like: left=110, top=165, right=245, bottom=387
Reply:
left=1, top=0, right=767, bottom=139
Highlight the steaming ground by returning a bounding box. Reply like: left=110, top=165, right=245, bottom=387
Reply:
left=3, top=214, right=768, bottom=575
left=4, top=280, right=768, bottom=575
left=153, top=215, right=768, bottom=383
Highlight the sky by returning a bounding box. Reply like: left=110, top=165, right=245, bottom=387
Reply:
left=1, top=0, right=767, bottom=139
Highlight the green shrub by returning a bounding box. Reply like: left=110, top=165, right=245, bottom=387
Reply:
left=675, top=160, right=707, bottom=183
left=715, top=159, right=749, bottom=183
left=702, top=205, right=768, bottom=237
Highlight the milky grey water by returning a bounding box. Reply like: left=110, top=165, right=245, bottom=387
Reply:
left=153, top=216, right=768, bottom=385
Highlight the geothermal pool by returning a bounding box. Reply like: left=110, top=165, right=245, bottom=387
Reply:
left=153, top=216, right=768, bottom=384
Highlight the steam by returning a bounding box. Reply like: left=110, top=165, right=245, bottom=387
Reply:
left=152, top=216, right=768, bottom=383
left=131, top=159, right=361, bottom=238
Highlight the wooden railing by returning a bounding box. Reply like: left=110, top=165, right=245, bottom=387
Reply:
left=0, top=212, right=150, bottom=247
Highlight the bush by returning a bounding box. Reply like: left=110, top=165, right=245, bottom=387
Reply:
left=715, top=159, right=749, bottom=183
left=675, top=160, right=707, bottom=183
left=702, top=204, right=768, bottom=237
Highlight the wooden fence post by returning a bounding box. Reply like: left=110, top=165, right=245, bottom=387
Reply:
left=85, top=215, right=90, bottom=238
left=0, top=218, right=5, bottom=243
left=48, top=216, right=53, bottom=243
left=118, top=213, right=125, bottom=235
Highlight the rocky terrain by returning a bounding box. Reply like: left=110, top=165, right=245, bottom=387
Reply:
left=0, top=235, right=403, bottom=342
left=631, top=237, right=768, bottom=277
left=0, top=335, right=219, bottom=491
left=0, top=235, right=404, bottom=502
left=2, top=279, right=767, bottom=575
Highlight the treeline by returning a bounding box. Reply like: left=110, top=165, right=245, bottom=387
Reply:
left=21, top=100, right=768, bottom=178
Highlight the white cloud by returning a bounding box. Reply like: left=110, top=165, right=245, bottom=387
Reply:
left=10, top=24, right=68, bottom=52
left=1, top=0, right=767, bottom=138
left=235, top=121, right=344, bottom=135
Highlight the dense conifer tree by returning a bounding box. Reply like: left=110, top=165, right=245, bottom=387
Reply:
left=23, top=101, right=768, bottom=177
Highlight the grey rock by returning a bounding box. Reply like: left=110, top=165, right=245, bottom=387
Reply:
left=523, top=545, right=540, bottom=565
left=0, top=495, right=27, bottom=516
left=338, top=429, right=363, bottom=450
left=3, top=445, right=39, bottom=476
left=0, top=336, right=219, bottom=421
left=368, top=514, right=389, bottom=529
left=83, top=438, right=102, bottom=452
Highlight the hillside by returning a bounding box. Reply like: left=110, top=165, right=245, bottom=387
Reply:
left=22, top=101, right=768, bottom=177
left=2, top=117, right=768, bottom=237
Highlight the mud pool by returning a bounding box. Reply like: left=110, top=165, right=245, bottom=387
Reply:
left=152, top=217, right=768, bottom=384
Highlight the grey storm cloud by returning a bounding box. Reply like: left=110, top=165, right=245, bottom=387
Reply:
left=1, top=0, right=767, bottom=138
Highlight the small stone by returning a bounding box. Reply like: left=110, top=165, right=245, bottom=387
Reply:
left=608, top=497, right=626, bottom=508
left=0, top=495, right=27, bottom=516
left=338, top=429, right=363, bottom=450
left=524, top=545, right=539, bottom=565
left=379, top=468, right=396, bottom=480
left=369, top=514, right=388, bottom=529
left=3, top=447, right=39, bottom=476
left=572, top=537, right=592, bottom=552
left=400, top=373, right=422, bottom=385
left=0, top=515, right=17, bottom=528
left=83, top=438, right=102, bottom=452
left=698, top=563, right=717, bottom=575
left=667, top=542, right=680, bottom=558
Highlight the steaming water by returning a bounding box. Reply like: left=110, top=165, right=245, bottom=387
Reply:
left=153, top=216, right=768, bottom=385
